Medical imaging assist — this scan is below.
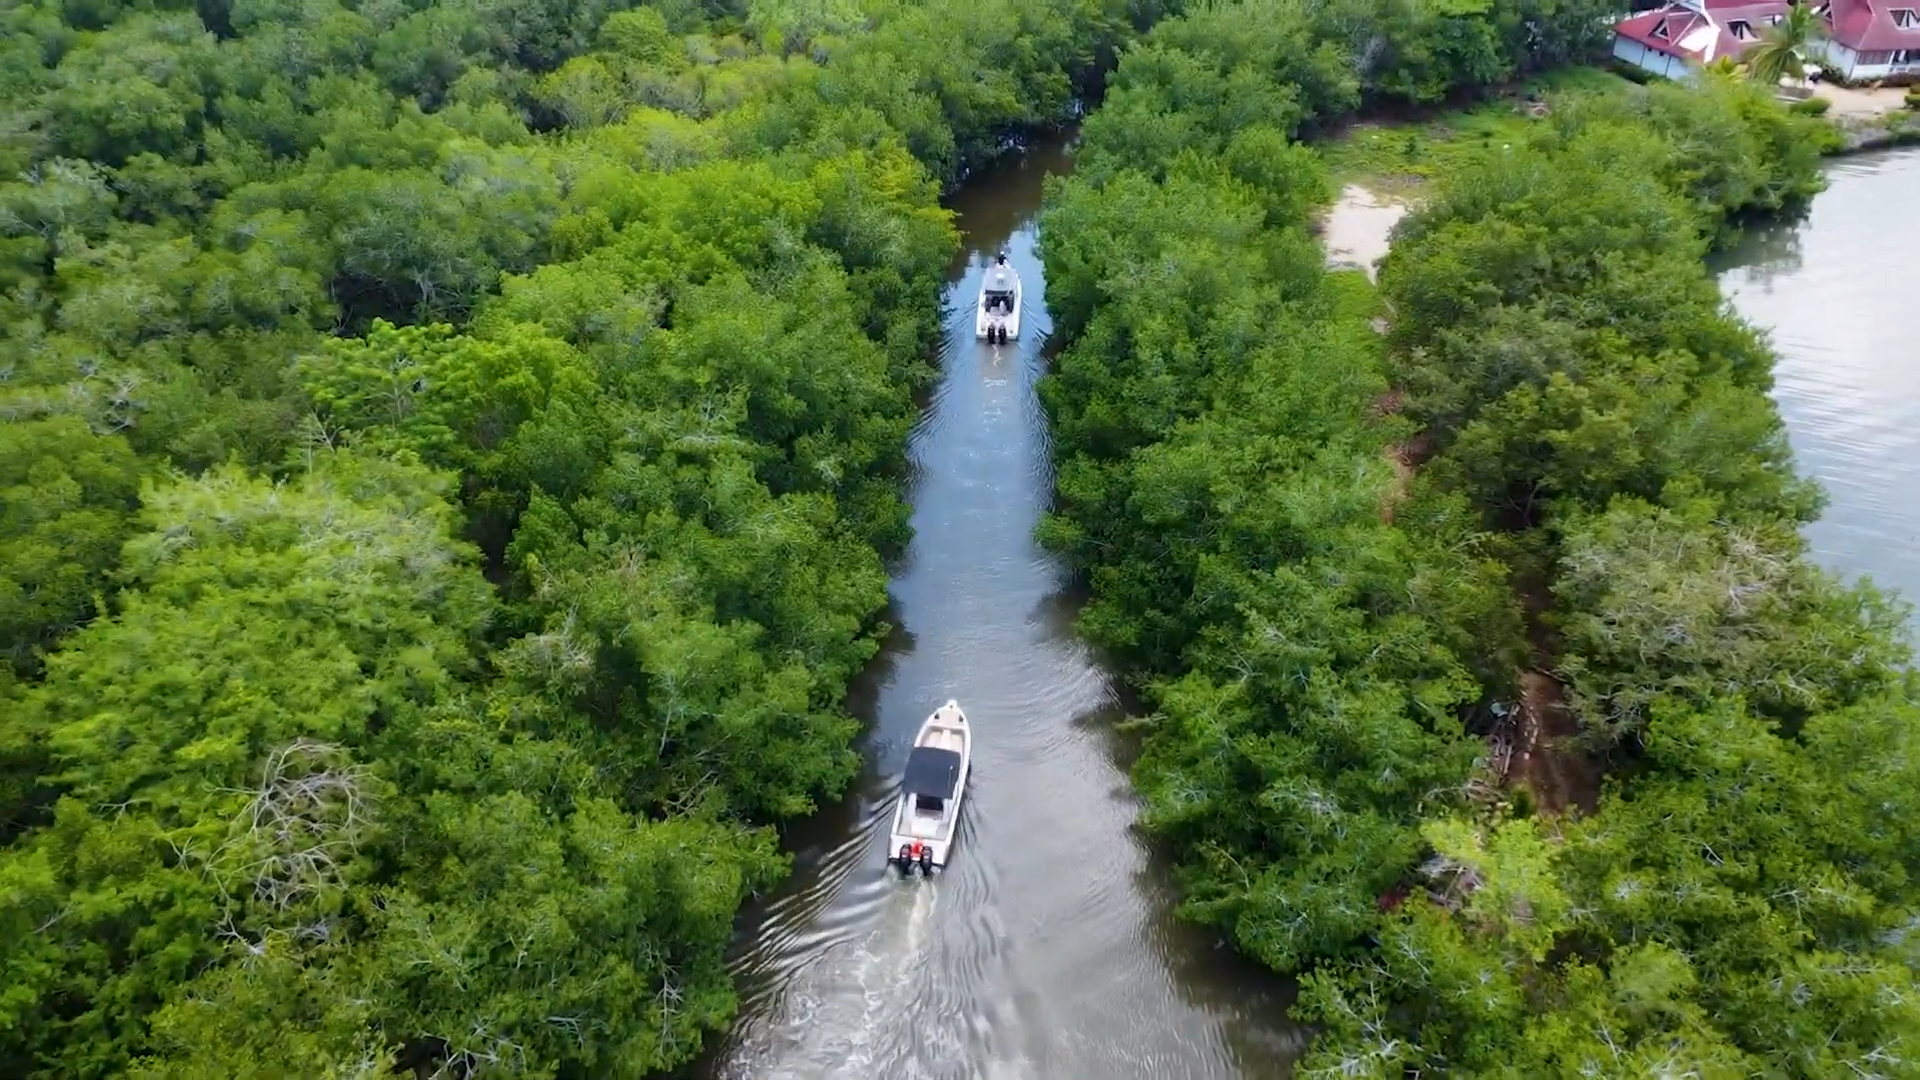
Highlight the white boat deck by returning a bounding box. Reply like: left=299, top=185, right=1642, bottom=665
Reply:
left=977, top=258, right=1023, bottom=340
left=889, top=701, right=971, bottom=869
left=903, top=807, right=948, bottom=839
left=901, top=712, right=966, bottom=841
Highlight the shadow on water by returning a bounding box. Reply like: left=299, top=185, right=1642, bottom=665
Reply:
left=1709, top=205, right=1810, bottom=287
left=691, top=128, right=1307, bottom=1080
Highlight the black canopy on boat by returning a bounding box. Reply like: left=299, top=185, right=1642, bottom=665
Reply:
left=901, top=746, right=962, bottom=799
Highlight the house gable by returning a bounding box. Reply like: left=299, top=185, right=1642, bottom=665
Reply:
left=1613, top=0, right=1793, bottom=64
left=1824, top=0, right=1920, bottom=52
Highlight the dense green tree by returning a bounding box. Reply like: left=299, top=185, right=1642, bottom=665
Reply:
left=1035, top=1, right=1559, bottom=981
left=0, top=0, right=1164, bottom=1073
left=7, top=0, right=1888, bottom=1070
left=0, top=417, right=144, bottom=674
left=1296, top=73, right=1920, bottom=1074
left=1045, top=2, right=1917, bottom=1073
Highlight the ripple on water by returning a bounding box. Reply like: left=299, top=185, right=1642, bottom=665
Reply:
left=1719, top=148, right=1920, bottom=605
left=702, top=146, right=1296, bottom=1080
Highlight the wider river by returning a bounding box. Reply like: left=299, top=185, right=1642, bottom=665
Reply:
left=1715, top=146, right=1920, bottom=615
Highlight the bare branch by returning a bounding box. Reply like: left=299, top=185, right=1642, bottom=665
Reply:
left=209, top=740, right=377, bottom=918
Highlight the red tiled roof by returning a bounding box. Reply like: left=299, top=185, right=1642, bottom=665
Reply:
left=1616, top=0, right=1790, bottom=62
left=1823, top=0, right=1920, bottom=52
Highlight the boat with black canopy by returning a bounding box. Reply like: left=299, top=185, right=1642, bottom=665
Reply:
left=886, top=700, right=972, bottom=876
left=975, top=253, right=1021, bottom=345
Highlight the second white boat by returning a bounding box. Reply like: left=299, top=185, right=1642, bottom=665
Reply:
left=886, top=700, right=972, bottom=876
left=975, top=253, right=1021, bottom=345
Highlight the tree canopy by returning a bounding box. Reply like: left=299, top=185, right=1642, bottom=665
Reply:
left=7, top=0, right=1906, bottom=1067
left=1043, top=3, right=1916, bottom=1073
left=0, top=0, right=1148, bottom=1073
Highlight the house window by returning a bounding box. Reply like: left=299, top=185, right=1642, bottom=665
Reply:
left=1895, top=49, right=1920, bottom=64
left=1894, top=8, right=1918, bottom=28
left=1652, top=19, right=1670, bottom=38
left=1730, top=18, right=1753, bottom=36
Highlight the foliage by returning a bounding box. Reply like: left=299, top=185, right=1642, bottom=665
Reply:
left=1281, top=71, right=1920, bottom=1072
left=1306, top=0, right=1617, bottom=104
left=1317, top=66, right=1638, bottom=190
left=1744, top=1, right=1826, bottom=89
left=1036, top=0, right=1578, bottom=982
left=1326, top=71, right=1837, bottom=227
left=1046, top=2, right=1918, bottom=1074
left=0, top=418, right=145, bottom=677
left=0, top=0, right=1154, bottom=1074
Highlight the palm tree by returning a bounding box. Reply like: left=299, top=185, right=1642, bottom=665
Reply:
left=1744, top=2, right=1827, bottom=89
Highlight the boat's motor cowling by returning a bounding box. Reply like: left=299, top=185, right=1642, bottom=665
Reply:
left=895, top=840, right=933, bottom=876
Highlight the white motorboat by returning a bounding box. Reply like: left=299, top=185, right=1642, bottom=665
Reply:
left=886, top=700, right=972, bottom=876
left=975, top=253, right=1021, bottom=345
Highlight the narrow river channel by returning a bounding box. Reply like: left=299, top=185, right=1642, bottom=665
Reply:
left=1715, top=146, right=1920, bottom=614
left=696, top=136, right=1301, bottom=1080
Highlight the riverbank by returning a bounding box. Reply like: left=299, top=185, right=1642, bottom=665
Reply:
left=1299, top=74, right=1919, bottom=1075
left=1315, top=67, right=1633, bottom=276
left=1047, top=3, right=1920, bottom=1063
left=1818, top=87, right=1920, bottom=152
left=1313, top=63, right=1919, bottom=276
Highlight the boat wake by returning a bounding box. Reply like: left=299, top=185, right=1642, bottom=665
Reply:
left=699, top=164, right=1296, bottom=1080
left=713, top=871, right=1047, bottom=1080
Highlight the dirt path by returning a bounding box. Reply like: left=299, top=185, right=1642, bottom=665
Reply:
left=1507, top=670, right=1599, bottom=816
left=1335, top=185, right=1599, bottom=819
left=1810, top=83, right=1908, bottom=119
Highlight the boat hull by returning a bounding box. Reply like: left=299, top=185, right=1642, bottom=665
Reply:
left=886, top=700, right=971, bottom=873
left=975, top=297, right=1022, bottom=341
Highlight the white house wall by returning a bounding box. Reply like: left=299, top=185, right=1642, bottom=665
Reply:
left=1819, top=38, right=1920, bottom=81
left=1613, top=35, right=1697, bottom=79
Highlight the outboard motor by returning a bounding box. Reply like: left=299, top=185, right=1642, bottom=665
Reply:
left=895, top=840, right=934, bottom=876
